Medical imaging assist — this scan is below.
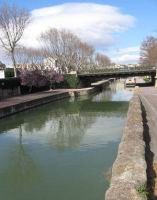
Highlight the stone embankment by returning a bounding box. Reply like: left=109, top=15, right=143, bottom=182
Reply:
left=55, top=78, right=114, bottom=97
left=0, top=78, right=113, bottom=119
left=55, top=87, right=97, bottom=97
left=0, top=91, right=70, bottom=119
left=105, top=95, right=147, bottom=200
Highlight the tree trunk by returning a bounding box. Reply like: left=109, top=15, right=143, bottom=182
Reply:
left=29, top=85, right=33, bottom=93
left=11, top=51, right=17, bottom=77
left=50, top=81, right=53, bottom=90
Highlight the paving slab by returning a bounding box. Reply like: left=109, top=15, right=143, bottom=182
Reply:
left=138, top=87, right=157, bottom=162
left=138, top=87, right=157, bottom=197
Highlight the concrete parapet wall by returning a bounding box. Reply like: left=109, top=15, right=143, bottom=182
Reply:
left=74, top=87, right=97, bottom=96
left=105, top=95, right=147, bottom=200
left=62, top=79, right=111, bottom=97
left=91, top=80, right=109, bottom=87
left=0, top=87, right=21, bottom=99
left=0, top=78, right=112, bottom=119
left=74, top=79, right=111, bottom=97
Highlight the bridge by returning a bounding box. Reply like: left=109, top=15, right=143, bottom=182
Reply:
left=78, top=67, right=157, bottom=86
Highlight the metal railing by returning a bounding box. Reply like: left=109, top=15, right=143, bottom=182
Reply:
left=78, top=66, right=156, bottom=75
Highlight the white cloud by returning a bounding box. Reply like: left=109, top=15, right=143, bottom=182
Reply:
left=0, top=49, right=10, bottom=65
left=21, top=3, right=135, bottom=48
left=111, top=46, right=140, bottom=64
left=116, top=47, right=139, bottom=55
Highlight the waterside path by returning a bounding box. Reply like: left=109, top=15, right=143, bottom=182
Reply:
left=106, top=87, right=157, bottom=200
left=138, top=87, right=157, bottom=198
left=0, top=90, right=70, bottom=119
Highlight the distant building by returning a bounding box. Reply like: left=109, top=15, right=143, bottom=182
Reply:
left=16, top=57, right=59, bottom=72
left=0, top=61, right=6, bottom=78
left=109, top=64, right=141, bottom=70
left=43, top=57, right=58, bottom=71
left=16, top=63, right=32, bottom=70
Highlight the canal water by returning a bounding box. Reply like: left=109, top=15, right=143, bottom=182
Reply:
left=0, top=81, right=133, bottom=200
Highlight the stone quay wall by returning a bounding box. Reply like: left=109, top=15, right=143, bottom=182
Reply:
left=105, top=95, right=147, bottom=200
left=0, top=92, right=70, bottom=119
left=0, top=87, right=21, bottom=100
left=0, top=78, right=113, bottom=119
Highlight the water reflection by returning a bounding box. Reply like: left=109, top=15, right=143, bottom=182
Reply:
left=46, top=113, right=96, bottom=150
left=92, top=80, right=133, bottom=102
left=0, top=81, right=133, bottom=200
left=0, top=99, right=128, bottom=150
left=0, top=126, right=41, bottom=199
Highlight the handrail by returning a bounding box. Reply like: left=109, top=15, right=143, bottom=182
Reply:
left=78, top=67, right=156, bottom=75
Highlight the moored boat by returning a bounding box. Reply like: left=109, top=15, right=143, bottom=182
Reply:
left=125, top=77, right=136, bottom=87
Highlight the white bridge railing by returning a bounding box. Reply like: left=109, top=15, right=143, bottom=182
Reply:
left=78, top=66, right=156, bottom=75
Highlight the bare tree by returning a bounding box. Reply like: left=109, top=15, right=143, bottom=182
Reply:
left=0, top=2, right=30, bottom=77
left=140, top=36, right=157, bottom=66
left=95, top=53, right=111, bottom=67
left=40, top=28, right=95, bottom=73
left=15, top=47, right=45, bottom=71
left=75, top=41, right=95, bottom=71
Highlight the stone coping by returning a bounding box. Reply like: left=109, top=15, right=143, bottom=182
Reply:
left=91, top=80, right=109, bottom=86
left=105, top=95, right=147, bottom=200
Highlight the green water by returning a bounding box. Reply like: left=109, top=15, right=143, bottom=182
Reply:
left=0, top=82, right=132, bottom=200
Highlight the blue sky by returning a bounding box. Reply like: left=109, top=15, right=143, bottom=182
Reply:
left=0, top=0, right=157, bottom=64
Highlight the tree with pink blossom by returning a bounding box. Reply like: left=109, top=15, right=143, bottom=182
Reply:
left=19, top=68, right=64, bottom=92
left=44, top=69, right=64, bottom=90
left=19, top=69, right=48, bottom=92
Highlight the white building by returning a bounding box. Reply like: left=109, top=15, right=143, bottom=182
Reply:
left=110, top=64, right=141, bottom=70
left=43, top=57, right=58, bottom=71
left=0, top=61, right=6, bottom=78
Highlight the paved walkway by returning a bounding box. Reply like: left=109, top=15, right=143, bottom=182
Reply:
left=138, top=87, right=157, bottom=161
left=138, top=87, right=157, bottom=197
left=0, top=90, right=66, bottom=109
left=0, top=87, right=96, bottom=110
left=0, top=78, right=112, bottom=110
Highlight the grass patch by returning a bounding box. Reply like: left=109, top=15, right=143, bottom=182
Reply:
left=136, top=184, right=148, bottom=198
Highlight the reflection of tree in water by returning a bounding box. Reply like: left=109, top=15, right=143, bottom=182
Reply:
left=47, top=112, right=96, bottom=150
left=13, top=102, right=96, bottom=150
left=0, top=126, right=41, bottom=195
left=0, top=101, right=97, bottom=150
left=0, top=87, right=128, bottom=152
left=0, top=97, right=128, bottom=152
left=23, top=108, right=66, bottom=133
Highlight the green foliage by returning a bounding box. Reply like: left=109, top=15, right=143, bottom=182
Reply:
left=5, top=68, right=14, bottom=78
left=0, top=78, right=20, bottom=89
left=136, top=184, right=148, bottom=198
left=64, top=74, right=79, bottom=88
left=143, top=76, right=151, bottom=83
